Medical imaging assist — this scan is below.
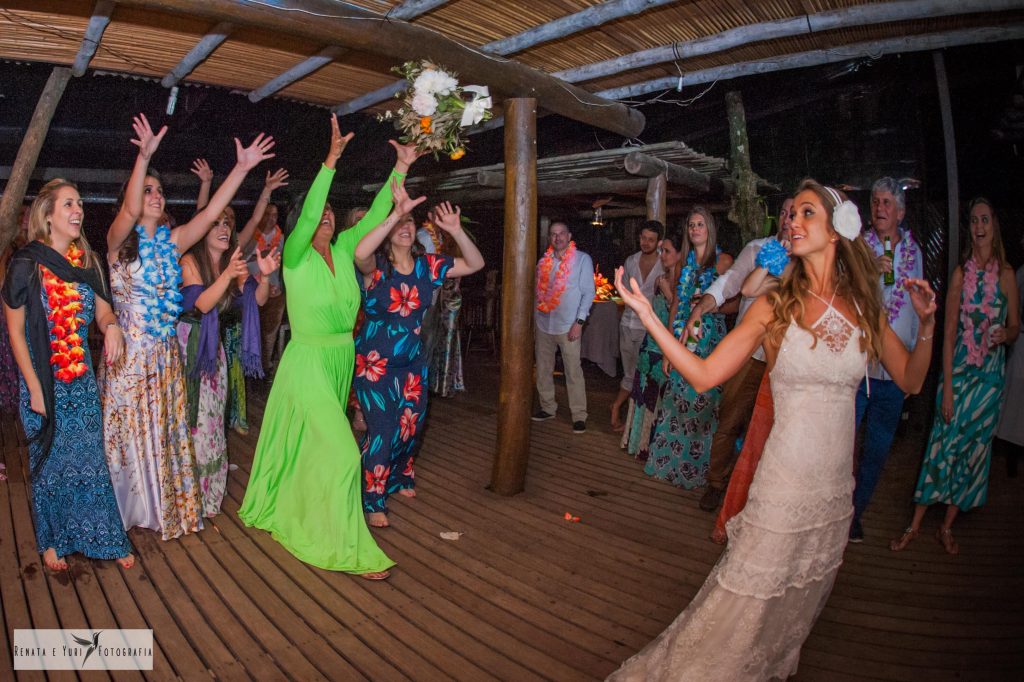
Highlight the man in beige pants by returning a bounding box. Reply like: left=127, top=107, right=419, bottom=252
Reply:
left=532, top=222, right=596, bottom=434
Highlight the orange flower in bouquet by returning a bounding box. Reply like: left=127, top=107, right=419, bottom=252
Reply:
left=593, top=268, right=618, bottom=302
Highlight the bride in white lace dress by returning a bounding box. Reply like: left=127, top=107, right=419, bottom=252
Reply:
left=610, top=180, right=938, bottom=681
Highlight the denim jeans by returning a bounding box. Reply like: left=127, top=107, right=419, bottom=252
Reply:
left=853, top=377, right=905, bottom=524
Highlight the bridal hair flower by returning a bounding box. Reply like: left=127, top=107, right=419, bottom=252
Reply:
left=378, top=60, right=493, bottom=159
left=824, top=186, right=862, bottom=240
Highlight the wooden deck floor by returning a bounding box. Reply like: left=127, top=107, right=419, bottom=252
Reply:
left=2, top=356, right=1023, bottom=681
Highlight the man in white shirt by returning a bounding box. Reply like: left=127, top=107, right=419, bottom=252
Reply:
left=533, top=221, right=596, bottom=434
left=611, top=220, right=665, bottom=431
left=685, top=198, right=793, bottom=512
left=849, top=177, right=923, bottom=543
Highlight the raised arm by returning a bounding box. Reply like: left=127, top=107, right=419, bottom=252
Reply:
left=172, top=134, right=276, bottom=253
left=191, top=158, right=213, bottom=211
left=238, top=168, right=289, bottom=251
left=337, top=139, right=425, bottom=253
left=617, top=267, right=769, bottom=393
left=353, top=177, right=427, bottom=276
left=283, top=115, right=353, bottom=268
left=878, top=277, right=937, bottom=394
left=181, top=249, right=248, bottom=314
left=431, top=202, right=484, bottom=278
left=108, top=113, right=167, bottom=255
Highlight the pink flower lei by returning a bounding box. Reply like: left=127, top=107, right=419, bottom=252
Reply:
left=536, top=241, right=576, bottom=313
left=864, top=229, right=919, bottom=324
left=960, top=256, right=1001, bottom=367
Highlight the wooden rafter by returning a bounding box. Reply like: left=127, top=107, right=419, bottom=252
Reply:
left=71, top=0, right=115, bottom=77
left=116, top=0, right=643, bottom=137
left=333, top=0, right=680, bottom=116
left=161, top=21, right=234, bottom=88
left=247, top=0, right=453, bottom=103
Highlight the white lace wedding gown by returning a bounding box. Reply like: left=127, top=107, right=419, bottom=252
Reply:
left=609, top=301, right=864, bottom=681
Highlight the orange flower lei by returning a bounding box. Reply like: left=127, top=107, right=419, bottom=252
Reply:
left=256, top=225, right=282, bottom=254
left=41, top=244, right=88, bottom=383
left=536, top=241, right=576, bottom=313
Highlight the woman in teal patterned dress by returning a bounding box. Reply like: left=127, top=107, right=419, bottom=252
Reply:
left=891, top=198, right=1019, bottom=555
left=621, top=230, right=684, bottom=461
left=645, top=208, right=732, bottom=488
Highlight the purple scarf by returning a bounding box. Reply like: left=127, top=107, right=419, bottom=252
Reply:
left=181, top=278, right=263, bottom=379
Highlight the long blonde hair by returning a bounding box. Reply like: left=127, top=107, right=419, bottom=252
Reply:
left=766, top=179, right=885, bottom=362
left=962, top=197, right=1008, bottom=270
left=29, top=178, right=103, bottom=276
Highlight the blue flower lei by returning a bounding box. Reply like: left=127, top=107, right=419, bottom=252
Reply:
left=755, top=239, right=790, bottom=277
left=135, top=224, right=183, bottom=338
left=671, top=249, right=720, bottom=338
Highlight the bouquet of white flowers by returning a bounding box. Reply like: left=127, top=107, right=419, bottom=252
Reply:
left=378, top=60, right=493, bottom=160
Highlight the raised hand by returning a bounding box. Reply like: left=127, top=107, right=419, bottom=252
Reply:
left=130, top=113, right=167, bottom=161
left=615, top=267, right=655, bottom=321
left=390, top=176, right=427, bottom=217
left=234, top=133, right=276, bottom=171
left=326, top=114, right=355, bottom=166
left=388, top=139, right=427, bottom=174
left=905, top=277, right=937, bottom=324
left=264, top=168, right=289, bottom=192
left=432, top=201, right=462, bottom=233
left=223, top=247, right=248, bottom=280
left=256, top=247, right=282, bottom=276
left=191, top=158, right=213, bottom=183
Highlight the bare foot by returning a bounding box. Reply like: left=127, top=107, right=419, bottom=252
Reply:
left=709, top=528, right=727, bottom=545
left=367, top=512, right=390, bottom=528
left=116, top=554, right=135, bottom=569
left=397, top=488, right=416, bottom=498
left=610, top=406, right=623, bottom=432
left=359, top=570, right=390, bottom=581
left=43, top=548, right=67, bottom=571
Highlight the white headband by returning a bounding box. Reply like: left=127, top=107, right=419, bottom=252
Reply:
left=824, top=186, right=862, bottom=240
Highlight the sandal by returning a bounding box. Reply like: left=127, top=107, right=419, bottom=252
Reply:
left=889, top=526, right=918, bottom=552
left=936, top=527, right=959, bottom=555
left=359, top=570, right=390, bottom=581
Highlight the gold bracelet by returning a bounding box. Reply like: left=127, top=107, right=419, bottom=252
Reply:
left=918, top=333, right=933, bottom=342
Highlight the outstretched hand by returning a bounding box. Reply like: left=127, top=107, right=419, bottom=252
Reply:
left=264, top=168, right=289, bottom=191
left=191, top=158, right=213, bottom=183
left=615, top=267, right=655, bottom=321
left=235, top=133, right=276, bottom=171
left=256, top=247, right=281, bottom=276
left=432, top=201, right=462, bottom=234
left=390, top=176, right=427, bottom=217
left=905, top=278, right=937, bottom=324
left=389, top=139, right=426, bottom=174
left=130, top=113, right=167, bottom=161
left=326, top=114, right=354, bottom=166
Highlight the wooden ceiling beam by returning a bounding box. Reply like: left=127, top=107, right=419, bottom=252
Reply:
left=118, top=0, right=643, bottom=137
left=623, top=151, right=733, bottom=196
left=558, top=0, right=1022, bottom=85
left=333, top=0, right=676, bottom=116
left=161, top=21, right=234, bottom=88
left=597, top=25, right=1024, bottom=100
left=247, top=0, right=452, bottom=103
left=72, top=0, right=115, bottom=77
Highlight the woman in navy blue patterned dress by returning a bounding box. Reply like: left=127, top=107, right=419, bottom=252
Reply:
left=353, top=198, right=484, bottom=527
left=2, top=180, right=133, bottom=571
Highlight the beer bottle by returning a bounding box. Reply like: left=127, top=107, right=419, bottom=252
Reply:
left=883, top=237, right=895, bottom=286
left=685, top=319, right=701, bottom=352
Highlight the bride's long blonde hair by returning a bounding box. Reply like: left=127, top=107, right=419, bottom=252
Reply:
left=766, top=179, right=885, bottom=362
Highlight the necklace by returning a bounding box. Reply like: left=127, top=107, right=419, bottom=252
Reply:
left=42, top=243, right=88, bottom=383
left=536, top=241, right=576, bottom=313
left=960, top=255, right=1001, bottom=367
left=864, top=229, right=919, bottom=324
left=135, top=224, right=183, bottom=338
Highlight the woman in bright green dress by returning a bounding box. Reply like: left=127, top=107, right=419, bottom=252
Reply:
left=238, top=115, right=423, bottom=578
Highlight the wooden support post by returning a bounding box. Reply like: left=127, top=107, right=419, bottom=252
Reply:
left=491, top=98, right=537, bottom=497
left=0, top=67, right=71, bottom=256
left=933, top=51, right=959, bottom=280
left=646, top=174, right=667, bottom=224
left=726, top=90, right=760, bottom=246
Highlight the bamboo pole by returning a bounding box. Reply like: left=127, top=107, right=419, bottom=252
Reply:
left=933, top=51, right=960, bottom=281
left=0, top=67, right=72, bottom=256
left=491, top=98, right=537, bottom=497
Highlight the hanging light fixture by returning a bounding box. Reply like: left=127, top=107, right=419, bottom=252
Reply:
left=590, top=205, right=604, bottom=227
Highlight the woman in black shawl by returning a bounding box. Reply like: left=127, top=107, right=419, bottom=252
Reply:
left=2, top=179, right=134, bottom=571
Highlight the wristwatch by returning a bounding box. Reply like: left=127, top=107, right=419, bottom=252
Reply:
left=576, top=318, right=586, bottom=326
